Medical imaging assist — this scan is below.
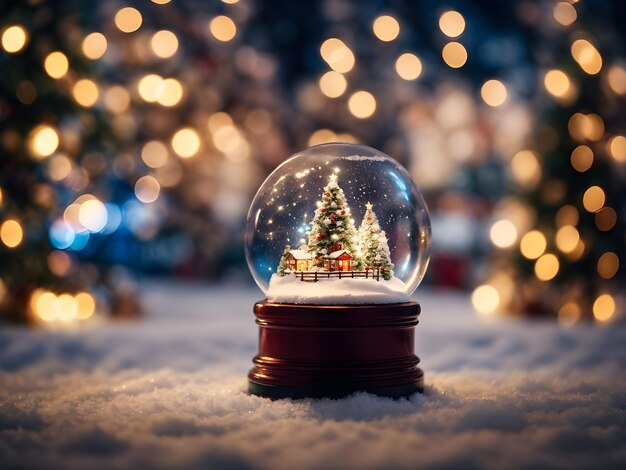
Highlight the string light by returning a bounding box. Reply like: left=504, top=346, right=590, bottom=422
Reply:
left=593, top=294, right=615, bottom=322
left=534, top=253, right=559, bottom=281
left=82, top=33, right=107, bottom=60
left=44, top=51, right=69, bottom=79
left=0, top=219, right=23, bottom=248
left=210, top=16, right=237, bottom=42
left=28, top=125, right=59, bottom=159
left=348, top=91, right=376, bottom=119
left=571, top=39, right=602, bottom=75
left=78, top=199, right=108, bottom=232
left=1, top=25, right=28, bottom=53
left=75, top=292, right=96, bottom=319
left=319, top=71, right=347, bottom=98
left=568, top=113, right=604, bottom=141
left=72, top=79, right=99, bottom=107
left=544, top=69, right=572, bottom=98
left=372, top=15, right=400, bottom=42
left=439, top=11, right=465, bottom=38
left=138, top=74, right=164, bottom=102
left=151, top=30, right=179, bottom=58
left=553, top=2, right=577, bottom=26
left=320, top=38, right=355, bottom=73
left=442, top=42, right=467, bottom=68
left=471, top=284, right=500, bottom=314
left=115, top=7, right=143, bottom=33
left=520, top=230, right=546, bottom=259
left=171, top=128, right=201, bottom=158
left=395, top=53, right=422, bottom=80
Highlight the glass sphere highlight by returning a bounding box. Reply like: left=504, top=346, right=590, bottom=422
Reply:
left=245, top=143, right=431, bottom=296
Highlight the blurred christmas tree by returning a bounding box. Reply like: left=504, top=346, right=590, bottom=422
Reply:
left=475, top=0, right=626, bottom=323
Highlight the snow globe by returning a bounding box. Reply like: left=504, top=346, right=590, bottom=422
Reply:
left=245, top=143, right=431, bottom=398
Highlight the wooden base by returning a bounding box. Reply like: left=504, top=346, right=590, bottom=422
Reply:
left=248, top=300, right=423, bottom=399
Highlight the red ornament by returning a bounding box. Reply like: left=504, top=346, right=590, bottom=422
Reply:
left=320, top=208, right=325, bottom=213
left=315, top=255, right=319, bottom=259
left=341, top=210, right=345, bottom=215
left=316, top=236, right=321, bottom=240
left=308, top=244, right=313, bottom=248
left=325, top=192, right=330, bottom=197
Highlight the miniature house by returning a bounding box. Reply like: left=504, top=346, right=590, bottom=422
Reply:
left=323, top=250, right=354, bottom=271
left=285, top=250, right=312, bottom=271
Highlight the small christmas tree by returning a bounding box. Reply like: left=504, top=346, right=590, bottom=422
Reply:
left=277, top=245, right=291, bottom=276
left=307, top=174, right=359, bottom=268
left=358, top=203, right=394, bottom=279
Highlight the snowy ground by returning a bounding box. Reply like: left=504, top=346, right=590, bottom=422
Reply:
left=1, top=281, right=625, bottom=469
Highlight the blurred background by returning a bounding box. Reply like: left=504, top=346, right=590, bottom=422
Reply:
left=0, top=0, right=624, bottom=326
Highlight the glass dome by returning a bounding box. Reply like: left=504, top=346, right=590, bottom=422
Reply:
left=245, top=143, right=431, bottom=302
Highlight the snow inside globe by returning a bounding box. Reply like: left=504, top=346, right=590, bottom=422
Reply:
left=244, top=143, right=431, bottom=305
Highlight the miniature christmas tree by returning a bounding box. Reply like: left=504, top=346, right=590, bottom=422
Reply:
left=306, top=174, right=360, bottom=268
left=358, top=203, right=394, bottom=280
left=277, top=245, right=291, bottom=276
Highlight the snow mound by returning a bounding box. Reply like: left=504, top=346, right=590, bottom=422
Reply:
left=266, top=273, right=411, bottom=304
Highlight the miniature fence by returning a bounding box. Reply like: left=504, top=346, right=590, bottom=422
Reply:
left=293, top=269, right=382, bottom=282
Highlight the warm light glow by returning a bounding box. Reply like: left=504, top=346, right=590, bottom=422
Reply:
left=48, top=155, right=72, bottom=181
left=152, top=0, right=172, bottom=3
left=568, top=113, right=604, bottom=141
left=320, top=38, right=355, bottom=73
left=115, top=7, right=143, bottom=33
left=597, top=252, right=619, bottom=280
left=209, top=15, right=237, bottom=42
left=158, top=78, right=183, bottom=106
left=544, top=69, right=571, bottom=98
left=553, top=2, right=577, bottom=26
left=1, top=219, right=23, bottom=248
left=44, top=51, right=69, bottom=79
left=439, top=11, right=465, bottom=38
left=490, top=220, right=518, bottom=248
left=82, top=32, right=107, bottom=60
left=135, top=175, right=161, bottom=203
left=395, top=53, right=422, bottom=80
left=593, top=294, right=615, bottom=322
left=29, top=125, right=60, bottom=158
left=582, top=186, right=605, bottom=213
left=308, top=129, right=337, bottom=147
left=73, top=79, right=99, bottom=107
left=35, top=291, right=60, bottom=322
left=151, top=30, right=179, bottom=58
left=372, top=15, right=400, bottom=42
left=104, top=86, right=131, bottom=114
left=319, top=71, right=347, bottom=98
left=142, top=141, right=169, bottom=168
left=2, top=25, right=28, bottom=53
left=511, top=150, right=541, bottom=188
left=471, top=285, right=500, bottom=314
left=555, top=225, right=579, bottom=254
left=570, top=145, right=593, bottom=172
left=171, top=128, right=201, bottom=158
left=556, top=205, right=579, bottom=228
left=520, top=230, right=547, bottom=260
left=138, top=74, right=164, bottom=102
left=481, top=79, right=507, bottom=107
left=75, top=292, right=96, bottom=320
left=207, top=112, right=233, bottom=133
left=608, top=135, right=626, bottom=162
left=442, top=42, right=467, bottom=68
left=78, top=199, right=108, bottom=232
left=348, top=91, right=376, bottom=119
left=595, top=207, right=617, bottom=232
left=535, top=253, right=560, bottom=281
left=558, top=302, right=581, bottom=326
left=607, top=65, right=626, bottom=95
left=571, top=39, right=602, bottom=75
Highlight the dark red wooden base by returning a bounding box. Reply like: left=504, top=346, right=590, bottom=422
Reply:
left=248, top=300, right=424, bottom=399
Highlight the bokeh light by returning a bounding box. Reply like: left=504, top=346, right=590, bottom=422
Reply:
left=28, top=125, right=59, bottom=159
left=75, top=292, right=96, bottom=320
left=442, top=42, right=467, bottom=68
left=1, top=25, right=28, bottom=53
left=372, top=15, right=400, bottom=42
left=395, top=53, right=422, bottom=80
left=597, top=252, right=619, bottom=279
left=73, top=79, right=99, bottom=107
left=115, top=7, right=143, bottom=33
left=157, top=78, right=183, bottom=106
left=607, top=65, right=626, bottom=95
left=553, top=2, right=577, bottom=26
left=142, top=141, right=169, bottom=168
left=135, top=175, right=161, bottom=203
left=535, top=253, right=559, bottom=281
left=319, top=71, right=347, bottom=98
left=595, top=207, right=617, bottom=232
left=151, top=30, right=178, bottom=58
left=210, top=16, right=237, bottom=42
left=555, top=225, right=579, bottom=253
left=82, top=32, right=107, bottom=60
left=571, top=39, right=602, bottom=75
left=520, top=230, right=547, bottom=260
left=593, top=294, right=615, bottom=322
left=490, top=219, right=517, bottom=248
left=171, top=128, right=201, bottom=158
left=1, top=219, right=23, bottom=248
left=348, top=91, right=376, bottom=119
left=439, top=11, right=465, bottom=38
left=104, top=86, right=131, bottom=114
left=44, top=51, right=69, bottom=79
left=481, top=79, right=507, bottom=107
left=78, top=199, right=108, bottom=232
left=320, top=38, right=355, bottom=73
left=582, top=185, right=605, bottom=213
left=471, top=284, right=500, bottom=314
left=608, top=135, right=626, bottom=162
left=511, top=150, right=541, bottom=189
left=544, top=69, right=571, bottom=98
left=570, top=145, right=593, bottom=172
left=558, top=302, right=581, bottom=326
left=138, top=74, right=164, bottom=103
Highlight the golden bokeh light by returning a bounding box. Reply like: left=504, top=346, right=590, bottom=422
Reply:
left=593, top=294, right=615, bottom=322
left=555, top=225, right=579, bottom=253
left=320, top=38, right=355, bottom=73
left=570, top=145, right=593, bottom=172
left=48, top=250, right=72, bottom=277
left=82, top=32, right=107, bottom=60
left=142, top=141, right=169, bottom=168
left=152, top=0, right=172, bottom=3
left=372, top=15, right=400, bottom=42
left=208, top=112, right=234, bottom=133
left=571, top=39, right=602, bottom=75
left=348, top=90, right=376, bottom=119
left=75, top=292, right=96, bottom=320
left=520, top=230, right=547, bottom=260
left=34, top=291, right=60, bottom=322
left=209, top=15, right=237, bottom=42
left=1, top=219, right=23, bottom=248
left=607, top=65, right=626, bottom=95
left=481, top=79, right=507, bottom=107
left=151, top=30, right=179, bottom=58
left=158, top=78, right=184, bottom=106
left=511, top=150, right=541, bottom=189
left=44, top=51, right=69, bottom=79
left=544, top=69, right=571, bottom=98
left=2, top=25, right=28, bottom=53
left=558, top=302, right=581, bottom=326
left=597, top=252, right=619, bottom=280
left=319, top=71, right=347, bottom=98
left=568, top=112, right=604, bottom=141
left=553, top=2, right=577, bottom=26
left=138, top=74, right=164, bottom=102
left=308, top=129, right=337, bottom=147
left=582, top=185, right=605, bottom=213
left=171, top=128, right=201, bottom=158
left=29, top=125, right=60, bottom=159
left=471, top=284, right=500, bottom=315
left=490, top=219, right=518, bottom=248
left=73, top=79, right=99, bottom=107
left=48, top=155, right=73, bottom=181
left=135, top=175, right=161, bottom=203
left=595, top=206, right=617, bottom=232
left=608, top=135, right=626, bottom=162
left=78, top=199, right=108, bottom=232
left=535, top=253, right=560, bottom=281
left=104, top=86, right=131, bottom=114
left=395, top=53, right=422, bottom=80
left=439, top=11, right=465, bottom=38
left=442, top=42, right=467, bottom=68
left=115, top=7, right=143, bottom=33
left=556, top=205, right=579, bottom=228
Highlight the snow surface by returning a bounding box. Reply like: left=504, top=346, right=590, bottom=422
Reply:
left=266, top=273, right=411, bottom=304
left=1, top=281, right=626, bottom=469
